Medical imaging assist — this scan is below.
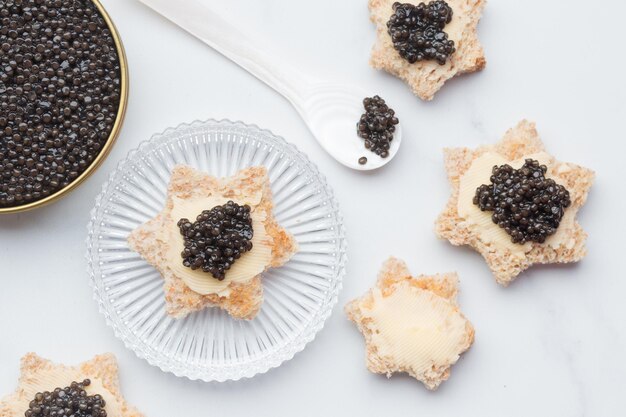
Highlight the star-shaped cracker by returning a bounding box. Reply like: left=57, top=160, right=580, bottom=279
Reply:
left=345, top=257, right=474, bottom=390
left=0, top=353, right=142, bottom=417
left=368, top=0, right=486, bottom=101
left=436, top=120, right=595, bottom=285
left=128, top=165, right=298, bottom=320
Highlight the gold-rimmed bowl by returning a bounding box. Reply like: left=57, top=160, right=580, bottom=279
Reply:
left=0, top=0, right=129, bottom=214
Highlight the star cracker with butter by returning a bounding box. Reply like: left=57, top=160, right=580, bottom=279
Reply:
left=0, top=353, right=143, bottom=417
left=436, top=120, right=595, bottom=285
left=368, top=0, right=486, bottom=101
left=345, top=257, right=474, bottom=390
left=128, top=165, right=298, bottom=320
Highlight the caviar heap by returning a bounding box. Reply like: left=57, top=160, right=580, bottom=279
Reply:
left=25, top=379, right=107, bottom=417
left=0, top=0, right=122, bottom=208
left=387, top=1, right=456, bottom=65
left=356, top=95, right=399, bottom=159
left=178, top=201, right=254, bottom=280
left=473, top=159, right=572, bottom=244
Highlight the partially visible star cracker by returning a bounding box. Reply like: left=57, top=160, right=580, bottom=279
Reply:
left=345, top=257, right=474, bottom=390
left=368, top=0, right=486, bottom=101
left=128, top=165, right=298, bottom=320
left=436, top=120, right=595, bottom=285
left=0, top=353, right=143, bottom=417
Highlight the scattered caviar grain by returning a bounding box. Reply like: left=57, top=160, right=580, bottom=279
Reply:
left=358, top=156, right=367, bottom=165
left=178, top=201, right=254, bottom=280
left=473, top=159, right=572, bottom=244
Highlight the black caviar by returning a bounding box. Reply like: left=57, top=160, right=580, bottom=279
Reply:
left=356, top=95, right=399, bottom=158
left=178, top=201, right=254, bottom=281
left=473, top=159, right=572, bottom=244
left=358, top=156, right=367, bottom=165
left=0, top=0, right=122, bottom=208
left=387, top=1, right=456, bottom=65
left=25, top=379, right=107, bottom=417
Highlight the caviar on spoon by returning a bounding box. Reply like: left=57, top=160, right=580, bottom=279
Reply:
left=356, top=95, right=400, bottom=161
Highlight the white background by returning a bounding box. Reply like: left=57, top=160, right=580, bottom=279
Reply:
left=1, top=0, right=625, bottom=416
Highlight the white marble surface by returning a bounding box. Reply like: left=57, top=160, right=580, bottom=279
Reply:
left=0, top=0, right=624, bottom=416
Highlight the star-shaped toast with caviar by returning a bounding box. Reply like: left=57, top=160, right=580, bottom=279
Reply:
left=345, top=257, right=474, bottom=390
left=436, top=120, right=595, bottom=285
left=0, top=353, right=142, bottom=417
left=368, top=0, right=486, bottom=101
left=128, top=165, right=298, bottom=320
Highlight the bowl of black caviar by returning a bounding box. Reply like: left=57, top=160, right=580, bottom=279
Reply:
left=0, top=0, right=128, bottom=214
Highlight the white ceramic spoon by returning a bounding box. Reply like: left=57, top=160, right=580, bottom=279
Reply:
left=138, top=0, right=402, bottom=171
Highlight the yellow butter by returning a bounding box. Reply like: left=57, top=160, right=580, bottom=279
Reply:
left=363, top=283, right=468, bottom=374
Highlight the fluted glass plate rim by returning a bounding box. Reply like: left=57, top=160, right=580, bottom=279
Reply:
left=86, top=119, right=347, bottom=382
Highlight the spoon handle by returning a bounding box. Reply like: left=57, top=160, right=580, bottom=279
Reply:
left=138, top=0, right=311, bottom=107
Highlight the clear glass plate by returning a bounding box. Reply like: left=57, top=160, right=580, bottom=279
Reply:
left=86, top=119, right=346, bottom=381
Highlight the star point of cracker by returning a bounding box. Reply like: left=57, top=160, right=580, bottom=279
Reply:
left=128, top=165, right=298, bottom=320
left=435, top=120, right=595, bottom=285
left=345, top=257, right=474, bottom=390
left=0, top=353, right=143, bottom=417
left=368, top=0, right=486, bottom=101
